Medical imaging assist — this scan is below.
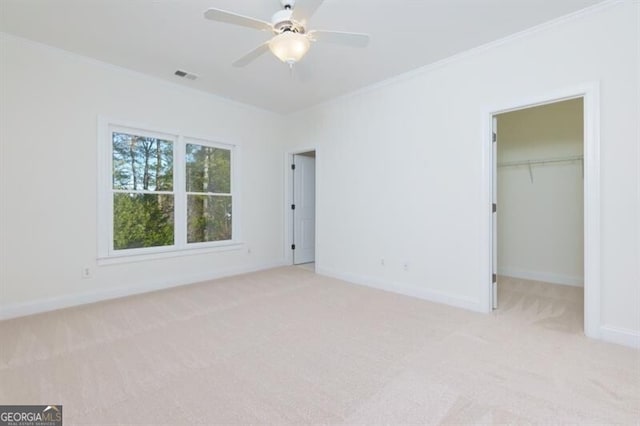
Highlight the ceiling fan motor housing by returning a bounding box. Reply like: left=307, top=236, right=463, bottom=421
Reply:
left=271, top=8, right=304, bottom=34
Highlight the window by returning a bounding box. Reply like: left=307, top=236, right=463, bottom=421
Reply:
left=112, top=131, right=175, bottom=250
left=186, top=143, right=232, bottom=244
left=99, top=122, right=238, bottom=259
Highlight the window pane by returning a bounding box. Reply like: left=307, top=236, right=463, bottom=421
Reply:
left=113, top=193, right=174, bottom=250
left=113, top=132, right=173, bottom=191
left=187, top=195, right=232, bottom=243
left=186, top=144, right=230, bottom=194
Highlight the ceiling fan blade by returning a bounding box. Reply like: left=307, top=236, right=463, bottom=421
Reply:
left=204, top=8, right=272, bottom=32
left=291, top=0, right=324, bottom=25
left=308, top=30, right=370, bottom=48
left=232, top=42, right=271, bottom=67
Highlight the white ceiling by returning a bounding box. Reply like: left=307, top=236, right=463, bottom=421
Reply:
left=0, top=0, right=602, bottom=113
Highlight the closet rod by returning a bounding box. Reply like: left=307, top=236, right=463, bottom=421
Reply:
left=498, top=155, right=583, bottom=168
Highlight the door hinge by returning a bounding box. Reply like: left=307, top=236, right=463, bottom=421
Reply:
left=492, top=273, right=497, bottom=283
left=492, top=203, right=497, bottom=213
left=492, top=132, right=497, bottom=143
left=291, top=164, right=296, bottom=170
left=291, top=244, right=296, bottom=250
left=291, top=204, right=296, bottom=210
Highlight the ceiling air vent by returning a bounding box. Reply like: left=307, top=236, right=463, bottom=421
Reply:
left=174, top=70, right=198, bottom=81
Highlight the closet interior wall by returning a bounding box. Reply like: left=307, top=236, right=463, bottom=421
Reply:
left=497, top=98, right=584, bottom=287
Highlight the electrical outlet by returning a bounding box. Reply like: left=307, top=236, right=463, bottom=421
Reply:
left=247, top=247, right=252, bottom=254
left=403, top=263, right=409, bottom=272
left=380, top=258, right=385, bottom=266
left=81, top=267, right=92, bottom=279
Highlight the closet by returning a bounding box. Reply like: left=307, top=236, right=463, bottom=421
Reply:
left=496, top=98, right=584, bottom=289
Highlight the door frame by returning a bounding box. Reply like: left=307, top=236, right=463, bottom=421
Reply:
left=481, top=82, right=601, bottom=339
left=284, top=148, right=318, bottom=266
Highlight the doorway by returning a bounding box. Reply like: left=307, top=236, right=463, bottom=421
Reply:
left=493, top=99, right=585, bottom=330
left=484, top=83, right=601, bottom=339
left=290, top=151, right=316, bottom=266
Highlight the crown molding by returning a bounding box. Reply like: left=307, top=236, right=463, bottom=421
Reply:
left=292, top=0, right=620, bottom=115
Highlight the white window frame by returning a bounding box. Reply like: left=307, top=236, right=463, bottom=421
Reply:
left=182, top=136, right=236, bottom=249
left=98, top=118, right=242, bottom=263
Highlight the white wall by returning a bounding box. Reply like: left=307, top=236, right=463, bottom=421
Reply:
left=0, top=35, right=287, bottom=317
left=287, top=2, right=640, bottom=344
left=497, top=99, right=584, bottom=286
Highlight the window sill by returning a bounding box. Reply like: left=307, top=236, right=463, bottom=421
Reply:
left=97, top=242, right=245, bottom=266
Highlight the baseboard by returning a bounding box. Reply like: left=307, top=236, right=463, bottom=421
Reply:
left=498, top=267, right=583, bottom=287
left=599, top=325, right=640, bottom=349
left=316, top=267, right=483, bottom=313
left=0, top=260, right=288, bottom=321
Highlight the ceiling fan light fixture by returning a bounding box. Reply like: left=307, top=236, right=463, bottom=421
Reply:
left=268, top=31, right=310, bottom=65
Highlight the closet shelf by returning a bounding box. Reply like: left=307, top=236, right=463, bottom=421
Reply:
left=498, top=155, right=583, bottom=168
left=498, top=155, right=584, bottom=183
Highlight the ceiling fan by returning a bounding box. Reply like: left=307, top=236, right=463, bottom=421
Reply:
left=204, top=0, right=370, bottom=68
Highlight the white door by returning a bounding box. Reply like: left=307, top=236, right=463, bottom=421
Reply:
left=492, top=116, right=498, bottom=309
left=293, top=154, right=315, bottom=264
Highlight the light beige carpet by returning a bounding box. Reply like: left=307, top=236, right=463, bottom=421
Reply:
left=0, top=268, right=638, bottom=424
left=296, top=262, right=316, bottom=272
